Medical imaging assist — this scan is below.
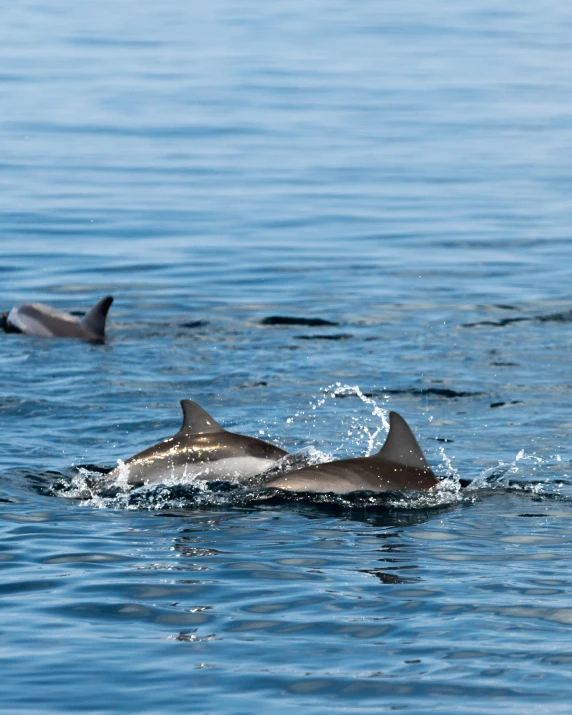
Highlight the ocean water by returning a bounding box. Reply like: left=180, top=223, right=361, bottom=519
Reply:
left=2, top=1, right=572, bottom=712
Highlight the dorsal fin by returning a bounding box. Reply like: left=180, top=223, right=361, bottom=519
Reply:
left=376, top=411, right=430, bottom=470
left=177, top=399, right=225, bottom=435
left=81, top=296, right=114, bottom=337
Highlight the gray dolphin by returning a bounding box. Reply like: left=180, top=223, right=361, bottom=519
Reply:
left=5, top=296, right=113, bottom=342
left=264, top=412, right=438, bottom=494
left=108, top=399, right=289, bottom=486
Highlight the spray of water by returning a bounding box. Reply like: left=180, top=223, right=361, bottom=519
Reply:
left=286, top=383, right=391, bottom=457
left=47, top=385, right=572, bottom=510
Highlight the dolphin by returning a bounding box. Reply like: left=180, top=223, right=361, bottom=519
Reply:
left=264, top=411, right=438, bottom=494
left=4, top=296, right=114, bottom=342
left=108, top=399, right=289, bottom=486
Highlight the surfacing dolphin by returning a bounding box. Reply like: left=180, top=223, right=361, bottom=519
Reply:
left=5, top=296, right=113, bottom=342
left=108, top=399, right=288, bottom=486
left=264, top=411, right=438, bottom=494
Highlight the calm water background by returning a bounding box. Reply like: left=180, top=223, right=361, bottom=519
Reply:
left=2, top=1, right=572, bottom=712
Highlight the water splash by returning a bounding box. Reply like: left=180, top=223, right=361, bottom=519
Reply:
left=286, top=383, right=391, bottom=457
left=45, top=456, right=572, bottom=511
left=47, top=383, right=465, bottom=510
left=43, top=385, right=572, bottom=511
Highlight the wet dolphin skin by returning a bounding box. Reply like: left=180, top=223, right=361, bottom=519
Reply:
left=109, top=399, right=288, bottom=486
left=264, top=412, right=437, bottom=494
left=6, top=296, right=113, bottom=342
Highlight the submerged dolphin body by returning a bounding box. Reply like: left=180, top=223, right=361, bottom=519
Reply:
left=108, top=400, right=288, bottom=486
left=5, top=296, right=114, bottom=342
left=264, top=411, right=438, bottom=494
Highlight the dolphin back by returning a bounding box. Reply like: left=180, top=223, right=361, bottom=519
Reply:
left=7, top=303, right=80, bottom=337
left=108, top=399, right=288, bottom=485
left=264, top=411, right=437, bottom=494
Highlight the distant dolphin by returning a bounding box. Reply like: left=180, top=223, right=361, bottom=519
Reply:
left=264, top=412, right=438, bottom=494
left=5, top=296, right=113, bottom=342
left=108, top=399, right=288, bottom=486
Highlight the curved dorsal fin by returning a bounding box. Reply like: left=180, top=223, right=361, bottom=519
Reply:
left=177, top=399, right=224, bottom=435
left=376, top=411, right=430, bottom=470
left=81, top=296, right=114, bottom=337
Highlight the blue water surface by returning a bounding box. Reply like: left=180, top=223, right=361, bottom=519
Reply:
left=2, top=1, right=572, bottom=713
